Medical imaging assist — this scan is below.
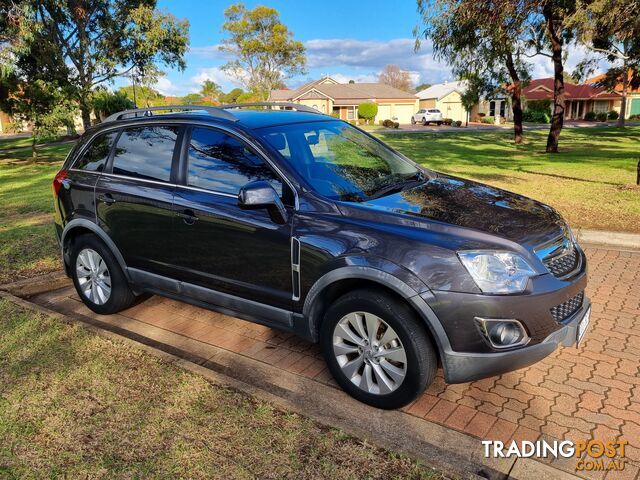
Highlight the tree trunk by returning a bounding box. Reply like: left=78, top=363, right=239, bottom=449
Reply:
left=543, top=2, right=565, bottom=153
left=80, top=103, right=92, bottom=131
left=31, top=134, right=37, bottom=160
left=505, top=51, right=523, bottom=144
left=617, top=66, right=628, bottom=128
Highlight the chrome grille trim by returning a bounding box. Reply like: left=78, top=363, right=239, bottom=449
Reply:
left=535, top=232, right=581, bottom=279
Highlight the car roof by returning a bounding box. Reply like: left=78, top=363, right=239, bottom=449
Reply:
left=94, top=108, right=334, bottom=133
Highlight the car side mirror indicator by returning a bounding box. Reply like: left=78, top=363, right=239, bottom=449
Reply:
left=238, top=180, right=288, bottom=224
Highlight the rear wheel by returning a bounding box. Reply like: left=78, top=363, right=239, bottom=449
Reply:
left=437, top=121, right=442, bottom=126
left=70, top=234, right=136, bottom=315
left=320, top=289, right=437, bottom=409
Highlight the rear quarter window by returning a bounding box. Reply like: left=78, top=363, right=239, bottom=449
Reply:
left=73, top=131, right=118, bottom=172
left=112, top=126, right=179, bottom=182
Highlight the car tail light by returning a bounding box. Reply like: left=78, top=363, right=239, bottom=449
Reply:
left=52, top=169, right=68, bottom=196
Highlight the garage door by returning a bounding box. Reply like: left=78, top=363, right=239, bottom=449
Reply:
left=631, top=98, right=640, bottom=116
left=392, top=104, right=416, bottom=124
left=376, top=105, right=392, bottom=122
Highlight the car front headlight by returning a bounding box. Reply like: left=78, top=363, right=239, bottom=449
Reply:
left=457, top=251, right=537, bottom=294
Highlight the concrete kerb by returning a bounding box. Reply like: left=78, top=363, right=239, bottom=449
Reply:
left=577, top=229, right=640, bottom=250
left=1, top=281, right=585, bottom=480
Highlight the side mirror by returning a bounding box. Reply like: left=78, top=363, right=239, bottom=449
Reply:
left=238, top=180, right=288, bottom=224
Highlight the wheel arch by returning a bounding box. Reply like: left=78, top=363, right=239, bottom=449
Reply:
left=61, top=219, right=130, bottom=281
left=302, top=266, right=451, bottom=361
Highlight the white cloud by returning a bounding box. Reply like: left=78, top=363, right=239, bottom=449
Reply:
left=304, top=38, right=451, bottom=85
left=189, top=67, right=242, bottom=92
left=154, top=77, right=181, bottom=96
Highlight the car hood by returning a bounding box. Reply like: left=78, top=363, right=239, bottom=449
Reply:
left=343, top=174, right=566, bottom=247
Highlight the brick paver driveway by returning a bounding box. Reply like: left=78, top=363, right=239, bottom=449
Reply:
left=32, top=246, right=640, bottom=477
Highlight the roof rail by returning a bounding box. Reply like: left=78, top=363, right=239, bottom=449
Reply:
left=219, top=101, right=322, bottom=114
left=102, top=104, right=238, bottom=123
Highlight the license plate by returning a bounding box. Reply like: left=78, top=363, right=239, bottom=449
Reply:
left=577, top=307, right=591, bottom=346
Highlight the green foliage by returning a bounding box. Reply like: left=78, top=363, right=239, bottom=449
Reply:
left=92, top=91, right=135, bottom=120
left=382, top=119, right=395, bottom=128
left=220, top=87, right=244, bottom=104
left=357, top=118, right=366, bottom=125
left=393, top=121, right=400, bottom=129
left=178, top=93, right=204, bottom=104
left=414, top=82, right=432, bottom=92
left=607, top=110, right=619, bottom=120
left=584, top=111, right=597, bottom=121
left=481, top=116, right=495, bottom=124
left=596, top=112, right=608, bottom=122
left=454, top=120, right=462, bottom=127
left=357, top=102, right=378, bottom=123
left=200, top=80, right=222, bottom=101
left=118, top=85, right=163, bottom=107
left=523, top=110, right=550, bottom=123
left=3, top=79, right=75, bottom=157
left=235, top=91, right=262, bottom=103
left=526, top=99, right=551, bottom=113
left=220, top=3, right=306, bottom=99
left=7, top=1, right=189, bottom=129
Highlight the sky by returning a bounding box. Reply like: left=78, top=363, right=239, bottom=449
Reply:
left=116, top=0, right=607, bottom=97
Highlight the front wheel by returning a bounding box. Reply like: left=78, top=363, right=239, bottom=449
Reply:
left=411, top=117, right=416, bottom=125
left=437, top=121, right=442, bottom=126
left=320, top=289, right=437, bottom=409
left=422, top=118, right=428, bottom=126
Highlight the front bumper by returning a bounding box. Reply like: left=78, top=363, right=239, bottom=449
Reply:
left=440, top=297, right=590, bottom=383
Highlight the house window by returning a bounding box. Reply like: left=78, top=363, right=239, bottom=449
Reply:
left=489, top=101, right=496, bottom=117
left=593, top=101, right=609, bottom=114
left=347, top=106, right=356, bottom=120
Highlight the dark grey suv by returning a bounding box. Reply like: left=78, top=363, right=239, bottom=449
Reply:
left=53, top=103, right=590, bottom=409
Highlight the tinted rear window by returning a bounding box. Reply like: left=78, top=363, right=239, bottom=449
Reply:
left=112, top=126, right=179, bottom=182
left=74, top=131, right=118, bottom=171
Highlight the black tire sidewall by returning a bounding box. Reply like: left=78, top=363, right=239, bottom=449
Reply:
left=320, top=290, right=436, bottom=409
left=70, top=235, right=134, bottom=315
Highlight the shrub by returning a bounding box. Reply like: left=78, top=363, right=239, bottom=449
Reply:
left=443, top=118, right=453, bottom=125
left=92, top=90, right=135, bottom=120
left=584, top=111, right=597, bottom=121
left=523, top=110, right=550, bottom=123
left=392, top=121, right=400, bottom=129
left=526, top=99, right=552, bottom=113
left=349, top=120, right=357, bottom=126
left=454, top=120, right=462, bottom=127
left=358, top=118, right=366, bottom=125
left=382, top=119, right=394, bottom=128
left=607, top=110, right=619, bottom=120
left=481, top=116, right=495, bottom=124
left=357, top=102, right=378, bottom=124
left=629, top=114, right=640, bottom=120
left=478, top=112, right=486, bottom=117
left=596, top=112, right=608, bottom=122
left=378, top=120, right=384, bottom=125
left=330, top=111, right=340, bottom=118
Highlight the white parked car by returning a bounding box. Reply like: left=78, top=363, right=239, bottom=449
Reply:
left=411, top=108, right=443, bottom=125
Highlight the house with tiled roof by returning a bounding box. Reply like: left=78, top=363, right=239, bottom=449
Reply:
left=269, top=77, right=418, bottom=124
left=586, top=71, right=640, bottom=118
left=522, top=78, right=622, bottom=120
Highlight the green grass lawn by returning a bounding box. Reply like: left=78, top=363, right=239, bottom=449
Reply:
left=0, top=299, right=442, bottom=479
left=377, top=127, right=640, bottom=233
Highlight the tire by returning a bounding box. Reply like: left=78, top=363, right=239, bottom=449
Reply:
left=422, top=118, right=428, bottom=126
left=320, top=289, right=437, bottom=409
left=411, top=117, right=416, bottom=125
left=437, top=121, right=442, bottom=126
left=70, top=234, right=136, bottom=315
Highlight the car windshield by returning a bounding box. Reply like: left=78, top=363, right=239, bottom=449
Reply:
left=258, top=121, right=423, bottom=202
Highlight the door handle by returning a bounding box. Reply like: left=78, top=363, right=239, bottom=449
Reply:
left=176, top=209, right=199, bottom=225
left=97, top=193, right=116, bottom=205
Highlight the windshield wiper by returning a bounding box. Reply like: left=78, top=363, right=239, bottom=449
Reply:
left=367, top=171, right=425, bottom=200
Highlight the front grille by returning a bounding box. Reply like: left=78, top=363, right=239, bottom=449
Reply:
left=544, top=247, right=579, bottom=278
left=551, top=291, right=584, bottom=323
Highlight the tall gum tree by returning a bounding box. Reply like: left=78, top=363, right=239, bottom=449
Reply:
left=219, top=3, right=306, bottom=100
left=415, top=0, right=535, bottom=144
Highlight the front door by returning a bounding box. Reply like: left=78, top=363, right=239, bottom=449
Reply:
left=171, top=126, right=294, bottom=309
left=95, top=124, right=181, bottom=278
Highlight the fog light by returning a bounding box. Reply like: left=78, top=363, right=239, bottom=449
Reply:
left=475, top=318, right=530, bottom=349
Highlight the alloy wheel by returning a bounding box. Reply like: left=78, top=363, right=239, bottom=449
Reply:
left=332, top=311, right=407, bottom=395
left=75, top=248, right=111, bottom=305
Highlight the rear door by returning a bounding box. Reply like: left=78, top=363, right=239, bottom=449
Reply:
left=171, top=126, right=294, bottom=309
left=95, top=124, right=182, bottom=278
